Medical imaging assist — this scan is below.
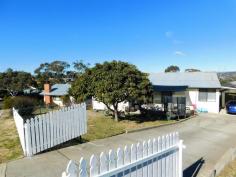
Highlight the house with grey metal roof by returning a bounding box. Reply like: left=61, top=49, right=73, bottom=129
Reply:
left=40, top=83, right=71, bottom=106
left=149, top=72, right=221, bottom=113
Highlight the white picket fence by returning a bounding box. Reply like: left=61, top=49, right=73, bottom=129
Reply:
left=13, top=103, right=87, bottom=156
left=62, top=132, right=185, bottom=177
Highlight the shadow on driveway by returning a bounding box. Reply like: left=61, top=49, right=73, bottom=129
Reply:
left=184, top=158, right=205, bottom=177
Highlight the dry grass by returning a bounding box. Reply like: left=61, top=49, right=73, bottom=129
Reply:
left=0, top=110, right=23, bottom=163
left=0, top=109, right=175, bottom=163
left=218, top=159, right=236, bottom=177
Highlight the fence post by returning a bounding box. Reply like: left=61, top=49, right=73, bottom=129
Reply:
left=24, top=119, right=32, bottom=156
left=178, top=140, right=184, bottom=177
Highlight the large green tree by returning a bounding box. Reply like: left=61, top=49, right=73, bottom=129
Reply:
left=165, top=65, right=180, bottom=72
left=70, top=60, right=153, bottom=121
left=0, top=68, right=37, bottom=96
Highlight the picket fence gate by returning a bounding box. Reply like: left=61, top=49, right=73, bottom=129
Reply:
left=62, top=132, right=185, bottom=177
left=13, top=103, right=87, bottom=156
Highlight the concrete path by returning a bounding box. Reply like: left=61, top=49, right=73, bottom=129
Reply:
left=3, top=113, right=236, bottom=177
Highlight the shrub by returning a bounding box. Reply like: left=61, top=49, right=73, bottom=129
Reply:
left=3, top=96, right=14, bottom=109
left=12, top=96, right=37, bottom=116
left=62, top=95, right=71, bottom=106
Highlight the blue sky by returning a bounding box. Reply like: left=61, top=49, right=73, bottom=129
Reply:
left=0, top=0, right=236, bottom=73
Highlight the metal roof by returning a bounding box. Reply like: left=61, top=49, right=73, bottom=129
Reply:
left=149, top=72, right=221, bottom=89
left=40, top=84, right=71, bottom=96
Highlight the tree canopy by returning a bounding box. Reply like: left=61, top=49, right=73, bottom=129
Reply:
left=0, top=69, right=37, bottom=96
left=34, top=60, right=90, bottom=88
left=70, top=60, right=153, bottom=121
left=164, top=65, right=180, bottom=72
left=34, top=60, right=70, bottom=88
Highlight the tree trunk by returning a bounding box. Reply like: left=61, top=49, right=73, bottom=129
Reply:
left=113, top=103, right=119, bottom=121
left=114, top=109, right=119, bottom=121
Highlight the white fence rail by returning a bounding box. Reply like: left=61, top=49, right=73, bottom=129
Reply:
left=13, top=103, right=87, bottom=156
left=62, top=132, right=184, bottom=177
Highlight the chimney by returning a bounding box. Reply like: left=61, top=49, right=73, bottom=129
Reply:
left=44, top=83, right=51, bottom=93
left=44, top=83, right=52, bottom=105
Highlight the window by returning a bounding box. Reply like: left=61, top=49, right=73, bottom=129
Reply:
left=198, top=89, right=216, bottom=102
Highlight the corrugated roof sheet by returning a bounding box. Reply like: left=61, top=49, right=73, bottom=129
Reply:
left=149, top=72, right=221, bottom=88
left=40, top=84, right=71, bottom=96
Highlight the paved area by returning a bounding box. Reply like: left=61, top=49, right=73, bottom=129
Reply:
left=3, top=113, right=236, bottom=177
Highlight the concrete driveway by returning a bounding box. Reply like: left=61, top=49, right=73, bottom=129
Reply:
left=3, top=113, right=236, bottom=177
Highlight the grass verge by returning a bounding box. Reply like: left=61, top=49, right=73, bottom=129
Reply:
left=218, top=158, right=236, bottom=177
left=0, top=110, right=23, bottom=163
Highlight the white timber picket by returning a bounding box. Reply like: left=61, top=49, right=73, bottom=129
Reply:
left=137, top=142, right=143, bottom=177
left=124, top=145, right=131, bottom=177
left=109, top=149, right=116, bottom=171
left=38, top=116, right=44, bottom=151
left=147, top=139, right=153, bottom=177
left=24, top=119, right=32, bottom=156
left=166, top=134, right=170, bottom=177
left=61, top=132, right=185, bottom=177
left=46, top=115, right=50, bottom=149
left=143, top=141, right=148, bottom=177
left=30, top=117, right=36, bottom=154
left=35, top=117, right=41, bottom=153
left=157, top=137, right=162, bottom=177
left=100, top=152, right=108, bottom=174
left=130, top=143, right=137, bottom=177
left=13, top=103, right=87, bottom=156
left=162, top=135, right=167, bottom=177
left=42, top=114, right=47, bottom=150
left=79, top=158, right=88, bottom=177
left=152, top=138, right=158, bottom=177
left=90, top=155, right=99, bottom=176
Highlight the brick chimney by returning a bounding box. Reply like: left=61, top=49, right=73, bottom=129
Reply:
left=44, top=83, right=52, bottom=105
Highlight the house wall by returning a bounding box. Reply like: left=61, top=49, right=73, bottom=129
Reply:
left=188, top=89, right=220, bottom=113
left=92, top=98, right=129, bottom=112
left=52, top=97, right=64, bottom=107
left=152, top=88, right=220, bottom=113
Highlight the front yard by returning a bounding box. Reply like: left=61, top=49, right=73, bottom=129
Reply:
left=0, top=109, right=176, bottom=163
left=0, top=110, right=23, bottom=163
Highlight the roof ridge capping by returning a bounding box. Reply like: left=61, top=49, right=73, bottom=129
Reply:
left=148, top=72, right=221, bottom=88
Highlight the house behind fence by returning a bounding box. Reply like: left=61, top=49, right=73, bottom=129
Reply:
left=62, top=132, right=184, bottom=177
left=13, top=103, right=87, bottom=156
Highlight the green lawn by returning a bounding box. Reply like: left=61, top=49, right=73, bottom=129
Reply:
left=82, top=110, right=175, bottom=142
left=0, top=109, right=176, bottom=163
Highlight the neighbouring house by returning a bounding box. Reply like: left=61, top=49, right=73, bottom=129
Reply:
left=40, top=83, right=71, bottom=106
left=149, top=72, right=222, bottom=113
left=23, top=86, right=40, bottom=95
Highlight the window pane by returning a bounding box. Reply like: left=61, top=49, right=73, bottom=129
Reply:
left=208, top=92, right=216, bottom=102
left=199, top=91, right=207, bottom=102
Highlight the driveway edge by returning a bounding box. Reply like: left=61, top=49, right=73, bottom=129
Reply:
left=126, top=114, right=197, bottom=134
left=0, top=163, right=6, bottom=177
left=198, top=147, right=236, bottom=177
left=211, top=147, right=236, bottom=177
